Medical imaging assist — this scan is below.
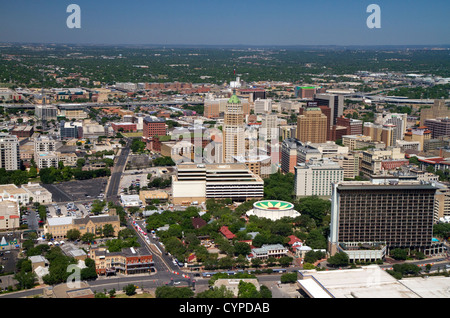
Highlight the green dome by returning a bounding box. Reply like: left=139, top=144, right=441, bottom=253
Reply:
left=227, top=94, right=241, bottom=104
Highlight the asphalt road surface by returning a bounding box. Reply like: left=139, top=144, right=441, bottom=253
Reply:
left=106, top=142, right=130, bottom=204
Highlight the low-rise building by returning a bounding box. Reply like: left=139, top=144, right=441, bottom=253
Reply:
left=44, top=215, right=121, bottom=239
left=0, top=199, right=20, bottom=230
left=248, top=244, right=289, bottom=260
left=89, top=246, right=154, bottom=276
left=22, top=182, right=53, bottom=204
left=0, top=184, right=30, bottom=205
left=139, top=190, right=169, bottom=205
left=120, top=195, right=142, bottom=208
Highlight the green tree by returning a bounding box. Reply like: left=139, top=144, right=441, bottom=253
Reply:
left=280, top=272, right=298, bottom=284
left=234, top=242, right=251, bottom=256
left=81, top=232, right=95, bottom=243
left=238, top=280, right=260, bottom=298
left=155, top=286, right=194, bottom=298
left=123, top=284, right=137, bottom=296
left=102, top=224, right=115, bottom=237
left=259, top=285, right=272, bottom=298
left=81, top=258, right=98, bottom=281
left=327, top=252, right=349, bottom=268
left=196, top=285, right=234, bottom=298
left=66, top=229, right=81, bottom=241
left=390, top=248, right=408, bottom=261
left=14, top=271, right=37, bottom=290
left=296, top=196, right=331, bottom=223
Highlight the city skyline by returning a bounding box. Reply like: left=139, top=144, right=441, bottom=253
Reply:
left=0, top=0, right=449, bottom=46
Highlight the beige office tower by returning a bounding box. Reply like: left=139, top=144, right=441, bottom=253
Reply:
left=420, top=99, right=450, bottom=126
left=223, top=93, right=245, bottom=163
left=296, top=107, right=328, bottom=143
left=363, top=122, right=397, bottom=147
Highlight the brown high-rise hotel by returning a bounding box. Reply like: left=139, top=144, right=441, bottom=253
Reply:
left=329, top=181, right=440, bottom=257
left=296, top=107, right=328, bottom=143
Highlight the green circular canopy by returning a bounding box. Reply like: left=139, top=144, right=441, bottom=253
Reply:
left=253, top=200, right=294, bottom=211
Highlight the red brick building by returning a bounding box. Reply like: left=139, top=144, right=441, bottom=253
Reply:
left=90, top=247, right=154, bottom=276
left=143, top=117, right=167, bottom=138
left=111, top=123, right=137, bottom=132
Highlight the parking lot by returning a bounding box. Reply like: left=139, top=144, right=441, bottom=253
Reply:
left=120, top=168, right=175, bottom=193
left=42, top=178, right=108, bottom=202
left=47, top=201, right=94, bottom=219
left=0, top=249, right=20, bottom=275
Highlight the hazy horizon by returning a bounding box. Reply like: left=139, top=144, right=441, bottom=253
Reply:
left=0, top=0, right=449, bottom=47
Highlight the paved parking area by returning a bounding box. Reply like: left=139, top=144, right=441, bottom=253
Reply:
left=120, top=172, right=149, bottom=191
left=42, top=178, right=108, bottom=202
left=0, top=249, right=20, bottom=275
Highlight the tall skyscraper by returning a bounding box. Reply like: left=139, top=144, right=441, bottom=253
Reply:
left=296, top=107, right=328, bottom=143
left=223, top=92, right=245, bottom=163
left=0, top=133, right=20, bottom=171
left=329, top=181, right=439, bottom=256
left=314, top=93, right=344, bottom=126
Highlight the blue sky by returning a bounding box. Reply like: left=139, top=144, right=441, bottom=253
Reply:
left=0, top=0, right=449, bottom=46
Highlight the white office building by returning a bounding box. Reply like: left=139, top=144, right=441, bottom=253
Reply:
left=295, top=158, right=344, bottom=197
left=254, top=98, right=272, bottom=114
left=172, top=163, right=264, bottom=204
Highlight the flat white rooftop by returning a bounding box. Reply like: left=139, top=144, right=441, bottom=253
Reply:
left=47, top=216, right=74, bottom=226
left=399, top=276, right=450, bottom=298
left=298, top=265, right=420, bottom=298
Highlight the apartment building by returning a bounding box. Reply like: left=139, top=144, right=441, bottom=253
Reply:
left=172, top=163, right=264, bottom=204
left=34, top=135, right=56, bottom=153
left=376, top=112, right=408, bottom=140
left=0, top=133, right=20, bottom=171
